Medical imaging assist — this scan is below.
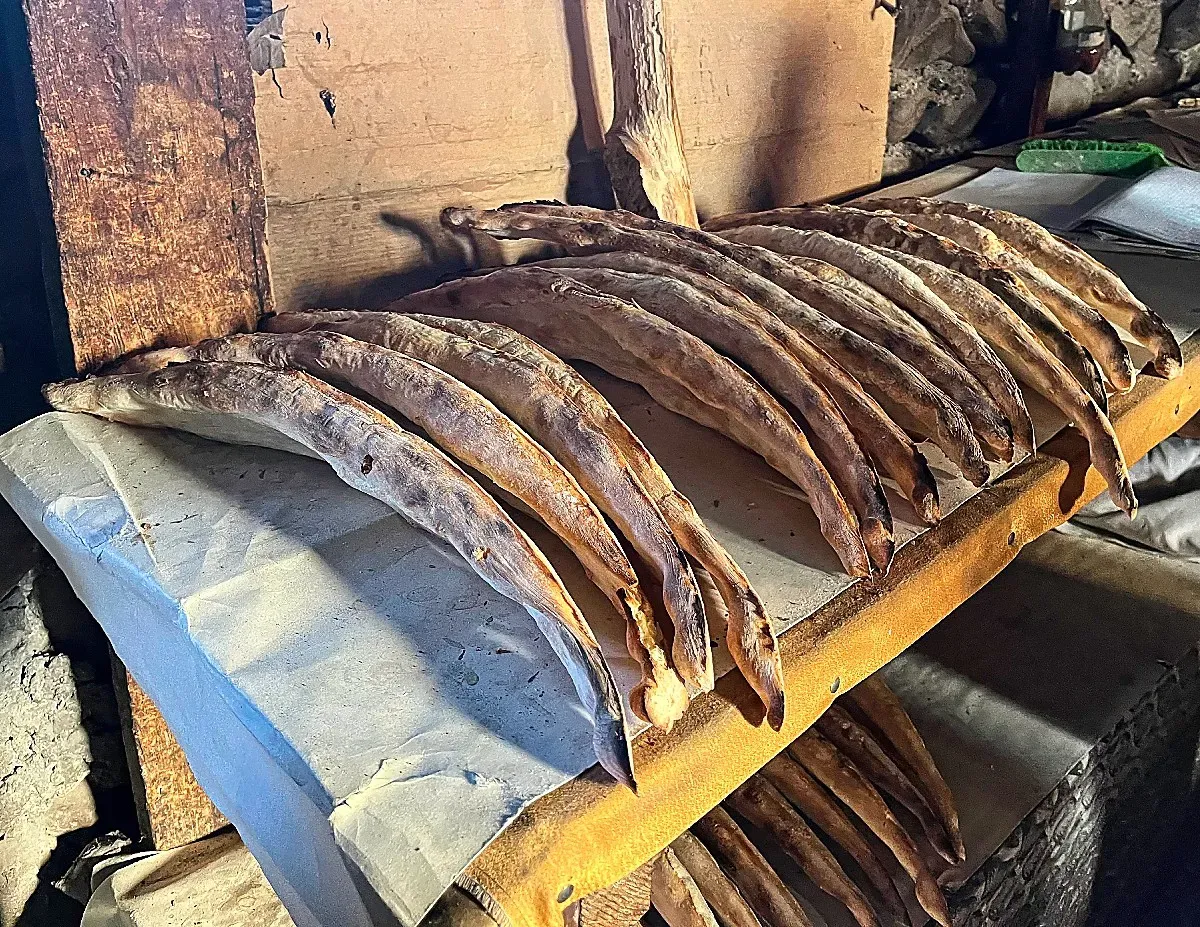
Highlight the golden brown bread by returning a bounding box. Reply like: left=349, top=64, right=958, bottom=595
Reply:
left=533, top=262, right=895, bottom=573
left=856, top=195, right=1181, bottom=378
left=711, top=223, right=1033, bottom=458
left=844, top=675, right=966, bottom=863
left=114, top=331, right=690, bottom=731
left=261, top=311, right=704, bottom=722
left=880, top=249, right=1136, bottom=516
left=791, top=729, right=951, bottom=927
left=537, top=250, right=941, bottom=526
left=693, top=807, right=816, bottom=927
left=704, top=204, right=1110, bottom=414
left=391, top=263, right=874, bottom=582
left=45, top=361, right=634, bottom=786
left=860, top=203, right=1135, bottom=391
left=405, top=315, right=788, bottom=730
left=728, top=776, right=880, bottom=927
left=489, top=203, right=990, bottom=487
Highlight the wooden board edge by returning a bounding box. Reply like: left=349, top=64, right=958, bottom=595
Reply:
left=463, top=334, right=1200, bottom=927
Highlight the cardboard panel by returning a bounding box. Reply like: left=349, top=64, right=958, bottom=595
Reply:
left=253, top=0, right=893, bottom=310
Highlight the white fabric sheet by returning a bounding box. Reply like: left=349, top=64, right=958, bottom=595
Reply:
left=1, top=253, right=1196, bottom=927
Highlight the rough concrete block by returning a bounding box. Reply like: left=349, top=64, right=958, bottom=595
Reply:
left=893, top=0, right=977, bottom=70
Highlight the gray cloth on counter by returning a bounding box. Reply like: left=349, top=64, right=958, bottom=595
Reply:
left=1060, top=437, right=1200, bottom=560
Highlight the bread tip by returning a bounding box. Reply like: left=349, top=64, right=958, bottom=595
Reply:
left=593, top=726, right=637, bottom=791
left=693, top=659, right=717, bottom=694
left=917, top=494, right=942, bottom=527
left=766, top=690, right=785, bottom=732
left=1156, top=355, right=1183, bottom=379
left=1116, top=480, right=1138, bottom=519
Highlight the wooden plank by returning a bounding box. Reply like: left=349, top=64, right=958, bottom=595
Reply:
left=113, top=668, right=228, bottom=851
left=251, top=0, right=893, bottom=310
left=461, top=333, right=1200, bottom=927
left=21, top=0, right=270, bottom=373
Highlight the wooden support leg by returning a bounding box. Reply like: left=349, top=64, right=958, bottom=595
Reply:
left=20, top=0, right=270, bottom=373
left=603, top=0, right=698, bottom=228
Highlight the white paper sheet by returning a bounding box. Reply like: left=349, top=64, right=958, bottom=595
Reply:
left=940, top=165, right=1200, bottom=253
left=2, top=255, right=1196, bottom=927
left=1087, top=165, right=1200, bottom=249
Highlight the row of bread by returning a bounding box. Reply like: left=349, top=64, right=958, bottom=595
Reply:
left=44, top=198, right=1177, bottom=783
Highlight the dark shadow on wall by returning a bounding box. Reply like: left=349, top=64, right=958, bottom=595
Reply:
left=561, top=0, right=616, bottom=211
left=0, top=0, right=71, bottom=432
left=274, top=0, right=619, bottom=313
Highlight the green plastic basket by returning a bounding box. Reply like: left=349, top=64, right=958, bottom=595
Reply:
left=1016, top=139, right=1168, bottom=177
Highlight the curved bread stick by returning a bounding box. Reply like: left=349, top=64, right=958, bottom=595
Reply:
left=790, top=254, right=938, bottom=338
left=441, top=206, right=984, bottom=489
left=855, top=195, right=1181, bottom=377
left=443, top=207, right=950, bottom=516
left=713, top=224, right=1033, bottom=458
left=880, top=249, right=1136, bottom=515
left=496, top=203, right=989, bottom=486
left=537, top=251, right=941, bottom=525
left=260, top=311, right=701, bottom=718
left=693, top=807, right=815, bottom=927
left=729, top=776, right=880, bottom=927
left=116, top=332, right=689, bottom=731
left=653, top=847, right=720, bottom=927
left=861, top=204, right=1135, bottom=391
left=845, top=676, right=965, bottom=863
left=45, top=362, right=634, bottom=786
left=762, top=754, right=908, bottom=925
left=670, top=832, right=763, bottom=927
left=390, top=264, right=872, bottom=581
left=817, top=704, right=959, bottom=864
left=537, top=264, right=895, bottom=573
left=704, top=205, right=1110, bottom=414
left=407, top=315, right=787, bottom=728
left=791, top=730, right=951, bottom=927
left=715, top=226, right=1014, bottom=462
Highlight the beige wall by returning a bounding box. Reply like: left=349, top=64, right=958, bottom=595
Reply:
left=252, top=0, right=895, bottom=309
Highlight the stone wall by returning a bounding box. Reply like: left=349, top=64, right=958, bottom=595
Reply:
left=1050, top=0, right=1200, bottom=119
left=885, top=0, right=1200, bottom=176
left=0, top=504, right=134, bottom=924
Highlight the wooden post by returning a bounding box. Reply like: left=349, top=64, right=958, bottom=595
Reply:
left=112, top=667, right=229, bottom=851
left=571, top=857, right=655, bottom=927
left=19, top=0, right=271, bottom=848
left=20, top=0, right=270, bottom=373
left=994, top=0, right=1057, bottom=140
left=603, top=0, right=699, bottom=228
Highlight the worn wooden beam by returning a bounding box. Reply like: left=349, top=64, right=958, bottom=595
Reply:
left=21, top=0, right=270, bottom=373
left=603, top=0, right=698, bottom=227
left=112, top=666, right=228, bottom=851
left=571, top=857, right=655, bottom=927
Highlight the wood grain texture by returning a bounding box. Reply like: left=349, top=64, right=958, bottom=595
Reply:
left=575, top=856, right=654, bottom=927
left=122, top=673, right=228, bottom=851
left=603, top=0, right=698, bottom=226
left=22, top=0, right=269, bottom=373
left=252, top=0, right=893, bottom=310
